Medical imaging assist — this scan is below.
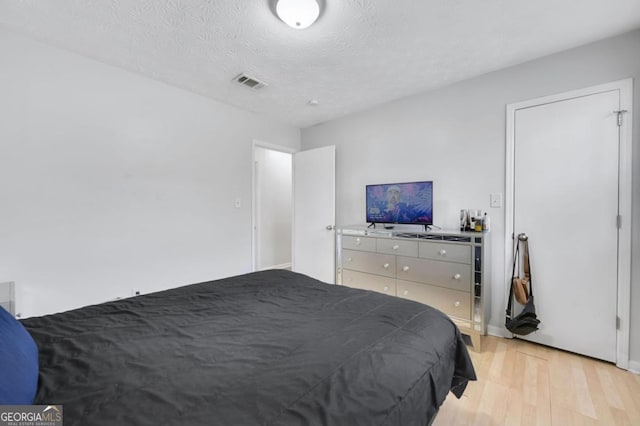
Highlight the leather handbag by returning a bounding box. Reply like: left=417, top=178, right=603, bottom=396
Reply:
left=512, top=277, right=529, bottom=305
left=506, top=235, right=540, bottom=335
left=512, top=240, right=531, bottom=304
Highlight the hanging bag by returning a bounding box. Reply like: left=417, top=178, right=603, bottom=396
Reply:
left=512, top=240, right=530, bottom=304
left=512, top=278, right=529, bottom=305
left=505, top=235, right=540, bottom=335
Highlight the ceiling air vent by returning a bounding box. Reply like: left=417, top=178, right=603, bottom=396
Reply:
left=232, top=73, right=267, bottom=90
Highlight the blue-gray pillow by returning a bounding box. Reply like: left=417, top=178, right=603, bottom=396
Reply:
left=0, top=307, right=39, bottom=404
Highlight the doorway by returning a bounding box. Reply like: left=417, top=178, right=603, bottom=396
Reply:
left=252, top=142, right=337, bottom=283
left=506, top=79, right=632, bottom=367
left=252, top=142, right=294, bottom=271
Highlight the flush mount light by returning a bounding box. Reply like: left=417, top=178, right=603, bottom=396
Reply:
left=275, top=0, right=321, bottom=29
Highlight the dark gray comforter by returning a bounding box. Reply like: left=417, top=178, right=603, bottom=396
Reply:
left=22, top=270, right=476, bottom=426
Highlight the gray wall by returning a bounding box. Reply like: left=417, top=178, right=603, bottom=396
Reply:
left=0, top=28, right=301, bottom=317
left=302, top=29, right=640, bottom=368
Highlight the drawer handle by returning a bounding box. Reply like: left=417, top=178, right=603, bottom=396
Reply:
left=453, top=273, right=461, bottom=280
left=439, top=249, right=447, bottom=256
left=356, top=238, right=361, bottom=244
left=403, top=290, right=409, bottom=296
left=454, top=301, right=461, bottom=307
left=393, top=244, right=399, bottom=250
left=383, top=286, right=389, bottom=291
left=402, top=266, right=410, bottom=272
left=347, top=257, right=352, bottom=262
left=383, top=263, right=390, bottom=269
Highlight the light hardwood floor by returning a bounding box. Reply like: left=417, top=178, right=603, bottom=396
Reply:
left=434, top=336, right=640, bottom=425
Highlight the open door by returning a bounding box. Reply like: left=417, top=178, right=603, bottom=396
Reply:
left=292, top=146, right=336, bottom=284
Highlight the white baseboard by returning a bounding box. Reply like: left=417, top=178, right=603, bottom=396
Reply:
left=487, top=324, right=509, bottom=338
left=628, top=360, right=640, bottom=375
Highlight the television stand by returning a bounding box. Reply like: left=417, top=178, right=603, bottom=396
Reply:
left=367, top=222, right=376, bottom=229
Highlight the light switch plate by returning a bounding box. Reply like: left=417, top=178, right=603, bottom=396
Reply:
left=490, top=193, right=503, bottom=208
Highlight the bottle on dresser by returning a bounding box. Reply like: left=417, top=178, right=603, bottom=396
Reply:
left=482, top=212, right=490, bottom=232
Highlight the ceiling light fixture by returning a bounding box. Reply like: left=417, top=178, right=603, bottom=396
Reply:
left=275, top=0, right=321, bottom=29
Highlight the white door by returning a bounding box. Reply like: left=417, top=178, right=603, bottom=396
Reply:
left=292, top=146, right=336, bottom=283
left=510, top=88, right=623, bottom=362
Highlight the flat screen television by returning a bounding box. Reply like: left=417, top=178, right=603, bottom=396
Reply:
left=366, top=181, right=433, bottom=226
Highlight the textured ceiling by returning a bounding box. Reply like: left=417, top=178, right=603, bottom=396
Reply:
left=1, top=0, right=640, bottom=128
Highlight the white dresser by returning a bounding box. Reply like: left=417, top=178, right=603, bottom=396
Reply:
left=336, top=226, right=489, bottom=351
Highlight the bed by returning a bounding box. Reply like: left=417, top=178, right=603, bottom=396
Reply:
left=12, top=269, right=475, bottom=425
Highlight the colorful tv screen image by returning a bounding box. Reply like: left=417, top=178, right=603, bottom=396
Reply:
left=366, top=181, right=433, bottom=224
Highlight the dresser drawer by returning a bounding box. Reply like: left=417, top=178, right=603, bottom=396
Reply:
left=342, top=270, right=396, bottom=296
left=396, top=256, right=471, bottom=292
left=418, top=241, right=471, bottom=264
left=376, top=238, right=418, bottom=257
left=397, top=280, right=471, bottom=320
left=342, top=249, right=396, bottom=278
left=342, top=235, right=377, bottom=251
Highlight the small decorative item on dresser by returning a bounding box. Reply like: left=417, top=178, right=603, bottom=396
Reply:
left=482, top=213, right=490, bottom=232
left=459, top=210, right=468, bottom=231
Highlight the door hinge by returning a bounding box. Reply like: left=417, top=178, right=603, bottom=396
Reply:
left=616, top=316, right=621, bottom=330
left=614, top=110, right=628, bottom=127
left=617, top=215, right=622, bottom=229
